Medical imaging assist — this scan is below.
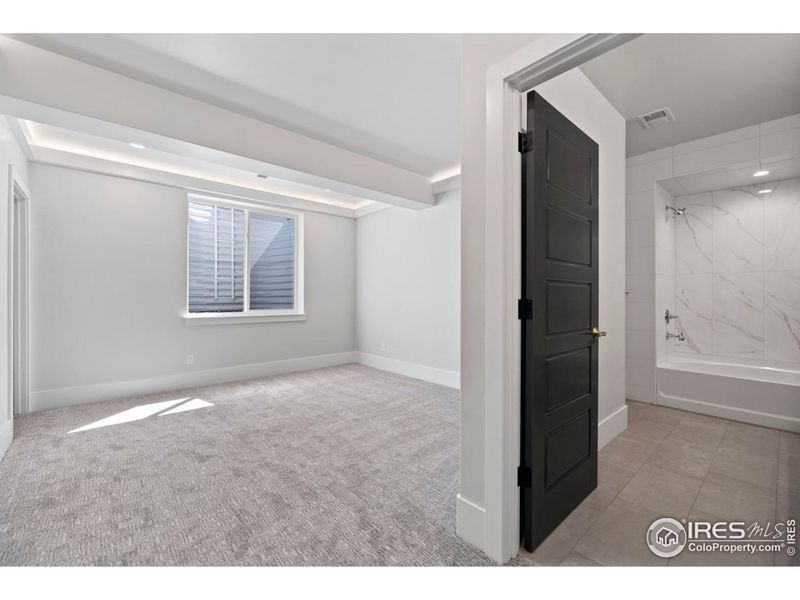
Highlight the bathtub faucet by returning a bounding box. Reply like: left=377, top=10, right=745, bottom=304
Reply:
left=666, top=332, right=686, bottom=342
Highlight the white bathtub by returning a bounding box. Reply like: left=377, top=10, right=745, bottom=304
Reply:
left=657, top=358, right=800, bottom=432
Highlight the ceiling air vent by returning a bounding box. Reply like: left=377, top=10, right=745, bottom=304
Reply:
left=637, top=107, right=676, bottom=129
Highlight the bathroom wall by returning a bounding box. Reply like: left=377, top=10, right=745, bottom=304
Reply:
left=625, top=150, right=673, bottom=403
left=626, top=112, right=800, bottom=402
left=654, top=183, right=676, bottom=364
left=673, top=176, right=800, bottom=366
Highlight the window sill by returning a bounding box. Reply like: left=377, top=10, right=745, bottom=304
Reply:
left=183, top=312, right=307, bottom=326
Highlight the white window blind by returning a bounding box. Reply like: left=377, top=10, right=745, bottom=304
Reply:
left=188, top=202, right=245, bottom=313
left=187, top=198, right=299, bottom=315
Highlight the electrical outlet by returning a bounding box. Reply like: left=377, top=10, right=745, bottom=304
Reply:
left=380, top=342, right=386, bottom=352
left=186, top=354, right=194, bottom=366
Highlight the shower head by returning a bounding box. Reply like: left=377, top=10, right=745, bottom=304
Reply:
left=666, top=205, right=686, bottom=218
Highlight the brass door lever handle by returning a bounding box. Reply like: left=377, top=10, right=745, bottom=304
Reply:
left=591, top=327, right=607, bottom=338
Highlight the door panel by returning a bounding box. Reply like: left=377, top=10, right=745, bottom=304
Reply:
left=521, top=91, right=600, bottom=552
left=546, top=207, right=591, bottom=265
left=545, top=348, right=591, bottom=412
left=544, top=412, right=591, bottom=488
left=545, top=130, right=592, bottom=201
left=546, top=282, right=591, bottom=334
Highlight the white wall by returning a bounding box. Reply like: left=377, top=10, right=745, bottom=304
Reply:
left=0, top=117, right=29, bottom=460
left=625, top=112, right=800, bottom=403
left=28, top=164, right=356, bottom=410
left=654, top=183, right=676, bottom=366
left=356, top=189, right=460, bottom=387
left=460, top=32, right=542, bottom=512
left=625, top=152, right=668, bottom=403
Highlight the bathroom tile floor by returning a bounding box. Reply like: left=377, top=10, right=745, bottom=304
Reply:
left=515, top=400, right=800, bottom=566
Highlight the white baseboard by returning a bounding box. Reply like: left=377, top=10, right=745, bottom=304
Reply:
left=625, top=384, right=656, bottom=404
left=598, top=403, right=628, bottom=450
left=355, top=352, right=460, bottom=389
left=0, top=418, right=12, bottom=463
left=658, top=392, right=800, bottom=433
left=29, top=351, right=357, bottom=413
left=456, top=493, right=486, bottom=552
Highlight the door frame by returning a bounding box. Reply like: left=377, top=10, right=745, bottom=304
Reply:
left=7, top=164, right=31, bottom=418
left=480, top=33, right=639, bottom=562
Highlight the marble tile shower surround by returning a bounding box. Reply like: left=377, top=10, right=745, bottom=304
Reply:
left=625, top=113, right=800, bottom=403
left=673, top=177, right=800, bottom=365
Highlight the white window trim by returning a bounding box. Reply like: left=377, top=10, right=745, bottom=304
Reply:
left=183, top=312, right=306, bottom=326
left=184, top=193, right=305, bottom=325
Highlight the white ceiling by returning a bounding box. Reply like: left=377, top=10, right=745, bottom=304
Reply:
left=14, top=33, right=462, bottom=179
left=580, top=34, right=800, bottom=157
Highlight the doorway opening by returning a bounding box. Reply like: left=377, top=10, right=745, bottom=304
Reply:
left=476, top=33, right=636, bottom=562
left=9, top=171, right=30, bottom=417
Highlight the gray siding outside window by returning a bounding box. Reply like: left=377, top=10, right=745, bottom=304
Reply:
left=249, top=213, right=295, bottom=310
left=187, top=199, right=296, bottom=313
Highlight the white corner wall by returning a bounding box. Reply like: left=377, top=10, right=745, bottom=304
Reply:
left=460, top=31, right=543, bottom=518
left=0, top=117, right=29, bottom=460
left=625, top=149, right=672, bottom=403
left=625, top=112, right=800, bottom=403
left=355, top=189, right=460, bottom=388
left=28, top=164, right=356, bottom=411
left=24, top=161, right=465, bottom=413
left=654, top=183, right=676, bottom=366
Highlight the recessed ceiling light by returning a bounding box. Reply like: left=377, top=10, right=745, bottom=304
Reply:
left=753, top=170, right=770, bottom=177
left=129, top=142, right=146, bottom=149
left=758, top=188, right=773, bottom=194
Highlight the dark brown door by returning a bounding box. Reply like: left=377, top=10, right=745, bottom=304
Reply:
left=520, top=91, right=601, bottom=552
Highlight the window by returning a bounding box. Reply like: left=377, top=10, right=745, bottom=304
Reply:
left=186, top=195, right=303, bottom=323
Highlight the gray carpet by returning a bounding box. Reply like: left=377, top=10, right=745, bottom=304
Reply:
left=0, top=364, right=494, bottom=566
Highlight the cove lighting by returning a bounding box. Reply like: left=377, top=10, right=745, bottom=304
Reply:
left=753, top=170, right=770, bottom=177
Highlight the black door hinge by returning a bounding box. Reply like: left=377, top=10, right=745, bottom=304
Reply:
left=517, top=465, right=532, bottom=488
left=518, top=298, right=532, bottom=320
left=518, top=130, right=533, bottom=154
